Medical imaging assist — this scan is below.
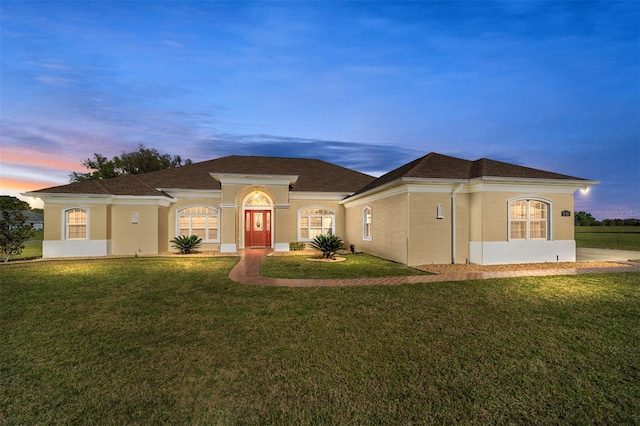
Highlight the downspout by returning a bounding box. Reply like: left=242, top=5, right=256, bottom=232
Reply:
left=451, top=183, right=465, bottom=264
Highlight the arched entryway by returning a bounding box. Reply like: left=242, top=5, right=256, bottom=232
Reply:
left=242, top=191, right=273, bottom=248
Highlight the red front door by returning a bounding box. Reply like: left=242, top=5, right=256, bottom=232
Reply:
left=245, top=210, right=271, bottom=248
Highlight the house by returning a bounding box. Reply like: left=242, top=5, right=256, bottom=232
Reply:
left=21, top=210, right=44, bottom=230
left=0, top=210, right=44, bottom=230
left=24, top=153, right=598, bottom=265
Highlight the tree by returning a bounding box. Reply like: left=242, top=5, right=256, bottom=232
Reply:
left=69, top=144, right=192, bottom=182
left=574, top=211, right=596, bottom=226
left=0, top=196, right=35, bottom=262
left=0, top=196, right=30, bottom=211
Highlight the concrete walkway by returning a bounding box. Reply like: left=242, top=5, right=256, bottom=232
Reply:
left=577, top=247, right=640, bottom=261
left=229, top=248, right=640, bottom=287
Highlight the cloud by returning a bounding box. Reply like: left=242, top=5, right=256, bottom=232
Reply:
left=195, top=134, right=423, bottom=176
left=163, top=40, right=183, bottom=48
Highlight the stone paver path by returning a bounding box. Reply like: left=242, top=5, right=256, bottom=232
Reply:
left=229, top=248, right=640, bottom=287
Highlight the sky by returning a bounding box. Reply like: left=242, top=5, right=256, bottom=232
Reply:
left=1, top=0, right=638, bottom=220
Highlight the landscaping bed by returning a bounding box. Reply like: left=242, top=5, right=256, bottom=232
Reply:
left=417, top=260, right=633, bottom=274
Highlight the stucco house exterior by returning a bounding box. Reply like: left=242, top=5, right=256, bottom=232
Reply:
left=25, top=153, right=597, bottom=265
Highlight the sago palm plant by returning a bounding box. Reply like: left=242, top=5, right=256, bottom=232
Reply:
left=309, top=234, right=343, bottom=259
left=171, top=235, right=203, bottom=254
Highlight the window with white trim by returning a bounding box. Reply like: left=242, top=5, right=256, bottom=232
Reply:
left=66, top=208, right=87, bottom=239
left=298, top=207, right=335, bottom=240
left=363, top=206, right=372, bottom=240
left=178, top=206, right=219, bottom=241
left=509, top=199, right=550, bottom=240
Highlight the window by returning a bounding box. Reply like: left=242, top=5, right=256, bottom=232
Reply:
left=363, top=206, right=372, bottom=240
left=66, top=208, right=87, bottom=239
left=178, top=206, right=219, bottom=241
left=298, top=207, right=335, bottom=240
left=245, top=192, right=271, bottom=206
left=509, top=199, right=550, bottom=240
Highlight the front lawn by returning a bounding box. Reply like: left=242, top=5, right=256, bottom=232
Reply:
left=575, top=226, right=640, bottom=250
left=261, top=252, right=430, bottom=279
left=1, top=258, right=638, bottom=424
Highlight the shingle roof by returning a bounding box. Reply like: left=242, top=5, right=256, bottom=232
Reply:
left=30, top=155, right=376, bottom=196
left=29, top=153, right=590, bottom=199
left=353, top=152, right=590, bottom=195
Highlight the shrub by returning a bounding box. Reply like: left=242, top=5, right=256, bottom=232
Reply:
left=289, top=242, right=306, bottom=251
left=171, top=235, right=203, bottom=254
left=309, top=234, right=343, bottom=259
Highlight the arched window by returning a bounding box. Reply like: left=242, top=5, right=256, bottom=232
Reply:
left=363, top=206, right=372, bottom=240
left=245, top=192, right=271, bottom=206
left=65, top=208, right=87, bottom=240
left=178, top=206, right=219, bottom=241
left=509, top=199, right=550, bottom=240
left=298, top=207, right=335, bottom=241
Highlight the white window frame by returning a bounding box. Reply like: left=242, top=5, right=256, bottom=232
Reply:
left=64, top=207, right=88, bottom=240
left=177, top=206, right=220, bottom=242
left=508, top=197, right=552, bottom=241
left=363, top=206, right=372, bottom=241
left=297, top=207, right=335, bottom=241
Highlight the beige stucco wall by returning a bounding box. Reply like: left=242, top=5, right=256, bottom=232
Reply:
left=344, top=192, right=409, bottom=264
left=406, top=192, right=450, bottom=265
left=405, top=192, right=471, bottom=265
left=344, top=191, right=473, bottom=266
left=469, top=191, right=575, bottom=242
left=110, top=205, right=159, bottom=255
left=43, top=203, right=109, bottom=241
left=158, top=206, right=169, bottom=253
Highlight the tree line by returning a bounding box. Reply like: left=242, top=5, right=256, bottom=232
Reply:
left=574, top=211, right=640, bottom=226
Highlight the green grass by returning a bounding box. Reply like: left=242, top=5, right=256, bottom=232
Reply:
left=1, top=258, right=639, bottom=424
left=261, top=252, right=430, bottom=279
left=575, top=226, right=640, bottom=250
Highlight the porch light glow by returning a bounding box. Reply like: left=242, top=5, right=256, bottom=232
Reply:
left=581, top=187, right=589, bottom=194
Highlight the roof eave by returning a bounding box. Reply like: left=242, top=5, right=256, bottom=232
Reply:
left=210, top=173, right=299, bottom=186
left=341, top=177, right=468, bottom=204
left=474, top=176, right=600, bottom=186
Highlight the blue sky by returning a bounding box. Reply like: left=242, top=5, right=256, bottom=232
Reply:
left=1, top=0, right=638, bottom=219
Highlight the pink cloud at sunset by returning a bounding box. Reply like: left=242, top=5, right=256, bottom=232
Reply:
left=2, top=148, right=80, bottom=172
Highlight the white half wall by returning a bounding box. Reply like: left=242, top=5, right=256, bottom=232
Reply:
left=43, top=240, right=110, bottom=258
left=274, top=243, right=290, bottom=252
left=220, top=243, right=237, bottom=253
left=469, top=240, right=576, bottom=265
